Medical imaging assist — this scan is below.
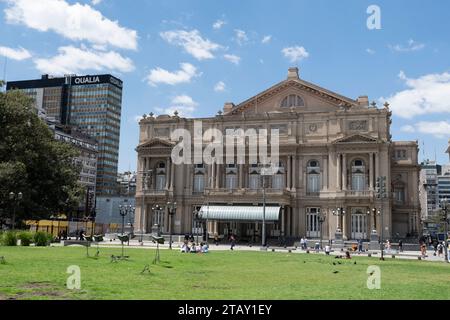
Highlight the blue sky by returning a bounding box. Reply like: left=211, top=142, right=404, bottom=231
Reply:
left=1, top=0, right=449, bottom=171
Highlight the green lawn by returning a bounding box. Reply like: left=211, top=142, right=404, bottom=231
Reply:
left=0, top=246, right=449, bottom=300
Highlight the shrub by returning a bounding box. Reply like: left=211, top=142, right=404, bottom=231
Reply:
left=18, top=231, right=33, bottom=246
left=1, top=231, right=17, bottom=246
left=34, top=231, right=51, bottom=246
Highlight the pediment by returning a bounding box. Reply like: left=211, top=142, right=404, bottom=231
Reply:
left=227, top=78, right=358, bottom=115
left=332, top=134, right=379, bottom=144
left=136, top=138, right=175, bottom=150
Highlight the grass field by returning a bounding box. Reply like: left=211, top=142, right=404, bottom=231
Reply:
left=0, top=246, right=449, bottom=300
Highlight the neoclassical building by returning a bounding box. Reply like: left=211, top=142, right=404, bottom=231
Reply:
left=134, top=68, right=420, bottom=242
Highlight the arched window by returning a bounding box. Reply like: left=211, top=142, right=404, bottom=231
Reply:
left=307, top=160, right=321, bottom=193
left=272, top=162, right=285, bottom=190
left=249, top=164, right=260, bottom=190
left=226, top=164, right=238, bottom=190
left=281, top=94, right=305, bottom=108
left=156, top=162, right=166, bottom=190
left=351, top=159, right=366, bottom=191
left=193, top=164, right=205, bottom=193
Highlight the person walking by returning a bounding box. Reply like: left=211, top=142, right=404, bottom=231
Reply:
left=398, top=240, right=403, bottom=253
left=358, top=239, right=364, bottom=253
left=230, top=234, right=236, bottom=251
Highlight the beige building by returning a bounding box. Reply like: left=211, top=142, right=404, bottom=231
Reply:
left=134, top=68, right=420, bottom=243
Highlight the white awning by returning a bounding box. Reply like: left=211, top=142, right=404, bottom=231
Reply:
left=198, top=206, right=281, bottom=222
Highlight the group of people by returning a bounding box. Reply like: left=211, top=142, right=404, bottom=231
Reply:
left=299, top=237, right=308, bottom=250
left=180, top=241, right=209, bottom=254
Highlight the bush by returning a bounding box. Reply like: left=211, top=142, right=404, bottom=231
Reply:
left=34, top=231, right=52, bottom=247
left=18, top=231, right=33, bottom=246
left=1, top=231, right=17, bottom=246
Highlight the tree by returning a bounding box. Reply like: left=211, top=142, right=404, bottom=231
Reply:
left=0, top=90, right=84, bottom=224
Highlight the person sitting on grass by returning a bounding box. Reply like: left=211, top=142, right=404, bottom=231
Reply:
left=202, top=242, right=209, bottom=253
left=345, top=251, right=351, bottom=259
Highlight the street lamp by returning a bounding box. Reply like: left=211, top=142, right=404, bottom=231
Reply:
left=332, top=207, right=345, bottom=240
left=259, top=163, right=273, bottom=248
left=152, top=204, right=163, bottom=237
left=167, top=201, right=177, bottom=249
left=318, top=212, right=326, bottom=250
left=119, top=204, right=135, bottom=235
left=9, top=192, right=23, bottom=230
left=440, top=198, right=449, bottom=263
left=193, top=209, right=200, bottom=244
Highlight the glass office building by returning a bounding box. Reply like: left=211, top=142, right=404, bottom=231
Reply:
left=7, top=74, right=123, bottom=195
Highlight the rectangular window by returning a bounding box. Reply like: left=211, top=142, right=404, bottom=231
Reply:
left=307, top=174, right=320, bottom=193
left=226, top=174, right=237, bottom=190
left=194, top=175, right=205, bottom=193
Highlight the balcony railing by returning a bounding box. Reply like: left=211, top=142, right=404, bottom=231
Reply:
left=204, top=188, right=291, bottom=197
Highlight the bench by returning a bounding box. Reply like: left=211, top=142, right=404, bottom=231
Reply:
left=63, top=240, right=91, bottom=247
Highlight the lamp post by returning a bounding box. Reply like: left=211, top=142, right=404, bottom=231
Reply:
left=332, top=207, right=345, bottom=241
left=193, top=209, right=200, bottom=244
left=9, top=192, right=23, bottom=230
left=318, top=212, right=326, bottom=250
left=259, top=164, right=273, bottom=248
left=152, top=204, right=163, bottom=237
left=440, top=198, right=449, bottom=263
left=119, top=204, right=134, bottom=235
left=376, top=176, right=387, bottom=261
left=167, top=201, right=177, bottom=249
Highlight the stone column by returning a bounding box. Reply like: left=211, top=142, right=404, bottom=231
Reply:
left=342, top=154, right=347, bottom=191
left=281, top=207, right=285, bottom=237
left=215, top=163, right=220, bottom=189
left=239, top=164, right=244, bottom=189
left=336, top=154, right=341, bottom=191
left=165, top=157, right=171, bottom=190
left=292, top=156, right=297, bottom=190
left=342, top=208, right=348, bottom=240
left=170, top=160, right=175, bottom=191
left=211, top=161, right=215, bottom=188
left=287, top=156, right=292, bottom=190
left=369, top=152, right=374, bottom=190
left=323, top=156, right=328, bottom=191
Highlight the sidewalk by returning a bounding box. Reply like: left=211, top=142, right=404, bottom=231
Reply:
left=54, top=238, right=449, bottom=263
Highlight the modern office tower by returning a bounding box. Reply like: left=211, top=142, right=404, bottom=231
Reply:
left=7, top=74, right=123, bottom=195
left=420, top=160, right=441, bottom=218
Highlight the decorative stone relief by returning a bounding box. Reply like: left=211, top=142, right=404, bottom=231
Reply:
left=348, top=120, right=368, bottom=131
left=154, top=127, right=170, bottom=137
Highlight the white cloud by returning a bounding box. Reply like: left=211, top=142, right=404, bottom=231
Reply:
left=4, top=0, right=138, bottom=50
left=0, top=46, right=31, bottom=60
left=282, top=46, right=309, bottom=63
left=156, top=95, right=198, bottom=117
left=234, top=29, right=248, bottom=45
left=223, top=54, right=240, bottom=65
left=160, top=29, right=221, bottom=60
left=214, top=81, right=226, bottom=92
left=34, top=45, right=134, bottom=75
left=400, top=125, right=415, bottom=133
left=91, top=0, right=102, bottom=5
left=401, top=121, right=450, bottom=138
left=389, top=39, right=425, bottom=52
left=146, top=63, right=200, bottom=86
left=366, top=48, right=376, bottom=55
left=213, top=19, right=226, bottom=30
left=262, top=35, right=272, bottom=44
left=382, top=71, right=450, bottom=118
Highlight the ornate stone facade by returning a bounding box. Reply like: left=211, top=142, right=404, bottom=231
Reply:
left=134, top=68, right=420, bottom=242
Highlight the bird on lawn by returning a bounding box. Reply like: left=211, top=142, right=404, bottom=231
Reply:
left=332, top=262, right=336, bottom=265
left=354, top=261, right=357, bottom=265
left=333, top=271, right=339, bottom=274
